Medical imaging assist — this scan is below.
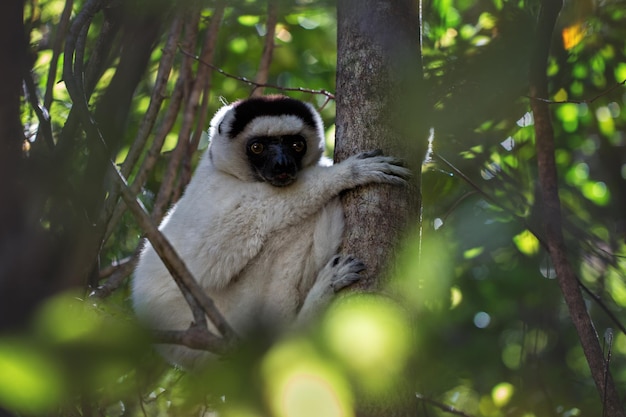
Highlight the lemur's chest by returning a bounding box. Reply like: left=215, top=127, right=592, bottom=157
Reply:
left=208, top=211, right=324, bottom=332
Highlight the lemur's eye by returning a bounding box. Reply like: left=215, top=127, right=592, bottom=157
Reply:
left=292, top=140, right=305, bottom=153
left=249, top=142, right=264, bottom=154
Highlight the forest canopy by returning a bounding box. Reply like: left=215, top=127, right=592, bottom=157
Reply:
left=1, top=0, right=625, bottom=416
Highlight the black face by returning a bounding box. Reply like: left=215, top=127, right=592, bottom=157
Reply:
left=246, top=135, right=307, bottom=187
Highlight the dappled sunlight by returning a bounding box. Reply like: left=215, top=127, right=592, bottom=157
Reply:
left=9, top=0, right=626, bottom=415
left=0, top=292, right=152, bottom=415
left=261, top=338, right=353, bottom=417
left=322, top=294, right=412, bottom=397
left=391, top=233, right=454, bottom=312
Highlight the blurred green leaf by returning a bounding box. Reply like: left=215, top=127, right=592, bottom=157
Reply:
left=0, top=340, right=66, bottom=415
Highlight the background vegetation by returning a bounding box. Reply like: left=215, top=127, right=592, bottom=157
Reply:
left=1, top=0, right=625, bottom=416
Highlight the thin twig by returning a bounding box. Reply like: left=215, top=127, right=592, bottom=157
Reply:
left=415, top=394, right=475, bottom=417
left=98, top=256, right=133, bottom=279
left=528, top=79, right=626, bottom=105
left=435, top=152, right=626, bottom=335
left=602, top=329, right=614, bottom=417
left=83, top=8, right=121, bottom=98
left=43, top=0, right=73, bottom=109
left=121, top=14, right=185, bottom=179
left=179, top=2, right=226, bottom=194
left=251, top=0, right=278, bottom=97
left=103, top=14, right=185, bottom=243
left=103, top=75, right=186, bottom=243
left=92, top=255, right=138, bottom=298
left=152, top=10, right=201, bottom=222
left=36, top=0, right=73, bottom=149
left=63, top=1, right=236, bottom=351
left=179, top=47, right=335, bottom=100
left=24, top=71, right=54, bottom=150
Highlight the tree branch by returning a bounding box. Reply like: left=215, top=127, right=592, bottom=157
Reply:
left=180, top=2, right=226, bottom=193
left=151, top=9, right=202, bottom=221
left=62, top=4, right=237, bottom=351
left=102, top=13, right=185, bottom=243
left=114, top=167, right=237, bottom=345
left=415, top=394, right=475, bottom=417
left=91, top=255, right=137, bottom=298
left=120, top=14, right=185, bottom=180
left=435, top=152, right=626, bottom=336
left=529, top=2, right=625, bottom=416
left=154, top=323, right=230, bottom=355
left=528, top=79, right=626, bottom=104
left=251, top=0, right=278, bottom=97
left=178, top=47, right=335, bottom=100
left=43, top=0, right=73, bottom=110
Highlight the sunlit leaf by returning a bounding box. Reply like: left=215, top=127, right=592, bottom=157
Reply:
left=512, top=229, right=539, bottom=256
left=565, top=162, right=589, bottom=186
left=562, top=23, right=586, bottom=50
left=477, top=12, right=496, bottom=30
left=581, top=181, right=610, bottom=206
left=491, top=382, right=514, bottom=407
left=614, top=62, right=626, bottom=83
left=450, top=286, right=463, bottom=309
left=0, top=340, right=66, bottom=415
left=463, top=246, right=484, bottom=259
left=229, top=37, right=249, bottom=54
left=238, top=15, right=260, bottom=26
left=553, top=88, right=568, bottom=102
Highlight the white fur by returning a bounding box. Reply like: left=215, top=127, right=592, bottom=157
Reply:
left=132, top=99, right=410, bottom=368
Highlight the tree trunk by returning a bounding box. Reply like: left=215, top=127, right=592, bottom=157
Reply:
left=335, top=0, right=424, bottom=288
left=335, top=0, right=425, bottom=415
left=0, top=0, right=53, bottom=333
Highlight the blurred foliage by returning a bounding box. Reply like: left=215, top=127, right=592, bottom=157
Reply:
left=7, top=0, right=626, bottom=416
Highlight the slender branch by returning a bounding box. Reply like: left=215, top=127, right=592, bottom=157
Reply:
left=154, top=323, right=230, bottom=355
left=36, top=0, right=73, bottom=150
left=92, top=255, right=137, bottom=298
left=530, top=2, right=625, bottom=416
left=115, top=166, right=237, bottom=344
left=98, top=256, right=133, bottom=280
left=179, top=2, right=226, bottom=193
left=251, top=0, right=278, bottom=97
left=82, top=8, right=121, bottom=99
left=103, top=75, right=186, bottom=243
left=23, top=71, right=54, bottom=150
left=120, top=14, right=185, bottom=179
left=43, top=0, right=73, bottom=109
left=179, top=47, right=335, bottom=100
left=415, top=394, right=475, bottom=417
left=435, top=152, right=626, bottom=336
left=602, top=329, right=614, bottom=417
left=152, top=10, right=202, bottom=222
left=528, top=79, right=626, bottom=104
left=63, top=2, right=237, bottom=350
left=102, top=15, right=186, bottom=243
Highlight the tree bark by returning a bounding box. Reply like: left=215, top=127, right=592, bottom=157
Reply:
left=0, top=0, right=59, bottom=333
left=530, top=1, right=625, bottom=416
left=335, top=0, right=424, bottom=288
left=335, top=0, right=425, bottom=415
